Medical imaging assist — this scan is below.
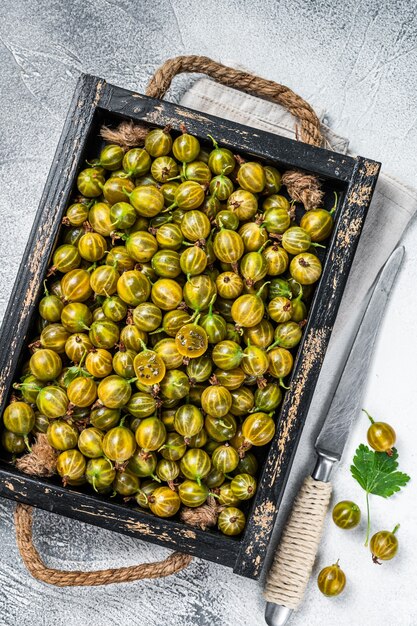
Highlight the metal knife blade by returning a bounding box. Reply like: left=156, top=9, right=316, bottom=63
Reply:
left=315, top=246, right=404, bottom=461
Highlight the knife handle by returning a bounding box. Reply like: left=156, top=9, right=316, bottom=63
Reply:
left=264, top=473, right=332, bottom=624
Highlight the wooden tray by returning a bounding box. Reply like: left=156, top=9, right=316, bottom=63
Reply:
left=0, top=74, right=380, bottom=579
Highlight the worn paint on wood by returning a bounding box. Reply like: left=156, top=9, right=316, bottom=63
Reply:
left=0, top=75, right=380, bottom=580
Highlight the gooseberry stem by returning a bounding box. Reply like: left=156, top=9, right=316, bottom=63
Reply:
left=392, top=524, right=400, bottom=535
left=207, top=134, right=218, bottom=149
left=257, top=240, right=271, bottom=254
left=364, top=491, right=371, bottom=547
left=362, top=408, right=374, bottom=424
left=329, top=191, right=338, bottom=215
left=256, top=281, right=270, bottom=298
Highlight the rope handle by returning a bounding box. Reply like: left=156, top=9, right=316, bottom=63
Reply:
left=14, top=503, right=192, bottom=587
left=145, top=55, right=323, bottom=148
left=101, top=55, right=325, bottom=209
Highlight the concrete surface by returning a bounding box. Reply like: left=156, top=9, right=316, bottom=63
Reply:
left=1, top=1, right=417, bottom=625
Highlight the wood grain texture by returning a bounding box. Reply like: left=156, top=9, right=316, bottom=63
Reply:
left=0, top=77, right=379, bottom=580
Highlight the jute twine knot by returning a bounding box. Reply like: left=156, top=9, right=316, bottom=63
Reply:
left=101, top=55, right=325, bottom=209
left=13, top=436, right=192, bottom=586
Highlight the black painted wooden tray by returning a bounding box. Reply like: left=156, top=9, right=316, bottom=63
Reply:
left=0, top=74, right=380, bottom=579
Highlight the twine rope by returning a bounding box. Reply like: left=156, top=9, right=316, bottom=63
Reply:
left=101, top=55, right=325, bottom=209
left=14, top=503, right=192, bottom=587
left=264, top=476, right=332, bottom=610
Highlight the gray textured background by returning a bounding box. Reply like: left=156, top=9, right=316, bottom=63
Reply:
left=1, top=1, right=417, bottom=625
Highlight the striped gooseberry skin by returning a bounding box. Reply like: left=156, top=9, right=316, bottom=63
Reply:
left=201, top=385, right=232, bottom=418
left=88, top=202, right=113, bottom=237
left=160, top=369, right=190, bottom=401
left=148, top=486, right=181, bottom=517
left=240, top=251, right=268, bottom=286
left=290, top=253, right=322, bottom=285
left=186, top=355, right=212, bottom=382
left=237, top=162, right=266, bottom=193
left=97, top=143, right=124, bottom=170
left=106, top=245, right=135, bottom=272
left=90, top=266, right=120, bottom=296
left=154, top=338, right=183, bottom=370
left=174, top=404, right=204, bottom=439
left=175, top=181, right=205, bottom=210
left=212, top=340, right=243, bottom=370
left=231, top=473, right=257, bottom=500
left=183, top=275, right=216, bottom=311
left=268, top=297, right=293, bottom=323
left=65, top=333, right=93, bottom=362
left=103, top=177, right=135, bottom=204
left=262, top=245, right=289, bottom=276
left=113, top=469, right=140, bottom=496
left=209, top=174, right=234, bottom=201
left=212, top=443, right=239, bottom=474
left=205, top=413, right=237, bottom=443
left=227, top=189, right=258, bottom=221
left=36, top=386, right=69, bottom=419
left=238, top=222, right=268, bottom=252
left=200, top=312, right=227, bottom=344
left=47, top=419, right=78, bottom=451
left=162, top=310, right=191, bottom=337
left=213, top=229, right=244, bottom=264
left=218, top=507, right=246, bottom=536
left=135, top=416, right=166, bottom=451
left=263, top=165, right=282, bottom=195
left=102, top=296, right=128, bottom=323
left=151, top=156, right=179, bottom=183
left=30, top=349, right=63, bottom=381
left=317, top=563, right=346, bottom=597
left=273, top=321, right=303, bottom=349
left=39, top=294, right=64, bottom=323
left=262, top=207, right=291, bottom=234
left=243, top=319, right=274, bottom=349
left=61, top=302, right=92, bottom=333
left=90, top=406, right=120, bottom=431
left=127, top=449, right=157, bottom=478
left=77, top=167, right=105, bottom=197
left=61, top=269, right=93, bottom=302
left=254, top=383, right=282, bottom=412
left=85, top=348, right=113, bottom=378
left=86, top=457, right=116, bottom=491
left=180, top=448, right=211, bottom=482
left=52, top=244, right=81, bottom=273
left=125, top=392, right=157, bottom=418
left=89, top=320, right=120, bottom=349
left=56, top=450, right=86, bottom=484
left=117, top=270, right=151, bottom=306
left=179, top=245, right=208, bottom=276
left=126, top=231, right=158, bottom=263
left=218, top=482, right=240, bottom=506
left=102, top=425, right=136, bottom=463
left=156, top=458, right=180, bottom=483
left=230, top=387, right=255, bottom=417
left=231, top=294, right=265, bottom=328
left=155, top=223, right=183, bottom=249
left=67, top=377, right=97, bottom=408
left=144, top=128, right=173, bottom=157
left=78, top=232, right=107, bottom=262
left=110, top=202, right=136, bottom=229
left=136, top=480, right=159, bottom=508
left=241, top=345, right=269, bottom=378
left=282, top=226, right=312, bottom=255
left=129, top=186, right=164, bottom=217
left=180, top=210, right=211, bottom=241
left=263, top=194, right=290, bottom=212
left=216, top=271, right=244, bottom=299
left=78, top=427, right=104, bottom=458
left=172, top=133, right=200, bottom=163
left=2, top=402, right=35, bottom=436
left=112, top=350, right=135, bottom=378
left=267, top=347, right=293, bottom=379
left=184, top=161, right=212, bottom=185
left=122, top=148, right=151, bottom=177
left=97, top=375, right=132, bottom=409
left=160, top=431, right=187, bottom=461
left=208, top=145, right=235, bottom=175
left=66, top=202, right=89, bottom=226
left=178, top=480, right=209, bottom=507
left=241, top=412, right=276, bottom=446
left=151, top=249, right=181, bottom=278
left=1, top=430, right=26, bottom=454
left=151, top=278, right=183, bottom=311
left=40, top=324, right=70, bottom=353
left=133, top=302, right=162, bottom=332
left=300, top=209, right=334, bottom=242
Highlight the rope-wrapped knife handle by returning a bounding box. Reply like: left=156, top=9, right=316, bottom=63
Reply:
left=264, top=476, right=332, bottom=611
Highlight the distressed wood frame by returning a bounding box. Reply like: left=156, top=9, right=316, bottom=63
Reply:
left=0, top=74, right=380, bottom=579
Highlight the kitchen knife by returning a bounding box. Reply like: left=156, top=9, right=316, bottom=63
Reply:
left=264, top=245, right=405, bottom=626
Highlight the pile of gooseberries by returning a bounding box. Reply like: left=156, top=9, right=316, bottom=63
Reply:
left=1, top=124, right=334, bottom=535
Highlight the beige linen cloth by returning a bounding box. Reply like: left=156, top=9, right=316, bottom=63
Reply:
left=180, top=77, right=417, bottom=461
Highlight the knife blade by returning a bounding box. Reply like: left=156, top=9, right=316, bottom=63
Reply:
left=265, top=246, right=405, bottom=626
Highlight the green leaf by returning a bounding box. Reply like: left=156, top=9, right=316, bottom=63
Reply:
left=350, top=444, right=410, bottom=498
